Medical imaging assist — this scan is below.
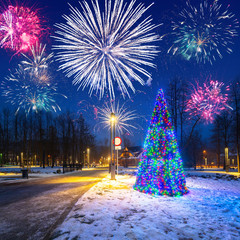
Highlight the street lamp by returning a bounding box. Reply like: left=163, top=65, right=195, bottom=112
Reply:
left=21, top=152, right=24, bottom=168
left=83, top=151, right=85, bottom=167
left=87, top=148, right=90, bottom=168
left=110, top=112, right=116, bottom=180
left=225, top=147, right=229, bottom=172
left=203, top=150, right=207, bottom=168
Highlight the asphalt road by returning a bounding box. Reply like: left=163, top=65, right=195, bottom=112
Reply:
left=0, top=168, right=108, bottom=240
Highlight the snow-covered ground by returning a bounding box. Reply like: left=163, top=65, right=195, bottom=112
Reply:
left=0, top=166, right=64, bottom=184
left=186, top=170, right=240, bottom=179
left=0, top=166, right=62, bottom=174
left=52, top=172, right=240, bottom=240
left=0, top=166, right=101, bottom=184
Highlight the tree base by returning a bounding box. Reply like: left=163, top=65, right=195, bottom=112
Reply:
left=133, top=184, right=189, bottom=197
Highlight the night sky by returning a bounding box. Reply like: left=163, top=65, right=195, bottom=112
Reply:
left=0, top=0, right=240, bottom=146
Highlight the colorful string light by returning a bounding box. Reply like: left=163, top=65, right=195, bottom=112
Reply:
left=133, top=89, right=188, bottom=196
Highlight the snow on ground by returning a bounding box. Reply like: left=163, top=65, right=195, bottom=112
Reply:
left=0, top=166, right=63, bottom=184
left=0, top=166, right=62, bottom=174
left=52, top=173, right=240, bottom=240
left=0, top=166, right=99, bottom=184
left=186, top=170, right=240, bottom=179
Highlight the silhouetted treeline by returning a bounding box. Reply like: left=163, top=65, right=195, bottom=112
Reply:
left=0, top=110, right=95, bottom=167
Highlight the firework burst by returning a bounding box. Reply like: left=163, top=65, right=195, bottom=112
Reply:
left=186, top=79, right=231, bottom=123
left=53, top=0, right=161, bottom=99
left=1, top=64, right=66, bottom=115
left=168, top=0, right=239, bottom=64
left=96, top=102, right=139, bottom=135
left=0, top=5, right=43, bottom=52
left=21, top=43, right=54, bottom=84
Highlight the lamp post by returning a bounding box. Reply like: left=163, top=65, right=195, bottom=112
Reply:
left=225, top=147, right=229, bottom=172
left=203, top=150, right=207, bottom=168
left=35, top=154, right=37, bottom=167
left=87, top=148, right=90, bottom=168
left=21, top=152, right=24, bottom=168
left=110, top=113, right=116, bottom=180
left=83, top=151, right=85, bottom=167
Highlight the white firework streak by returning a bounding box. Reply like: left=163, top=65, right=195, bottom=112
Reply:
left=21, top=43, right=54, bottom=75
left=0, top=9, right=14, bottom=48
left=53, top=0, right=161, bottom=99
left=97, top=101, right=139, bottom=135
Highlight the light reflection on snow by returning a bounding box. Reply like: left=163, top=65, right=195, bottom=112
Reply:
left=52, top=174, right=240, bottom=240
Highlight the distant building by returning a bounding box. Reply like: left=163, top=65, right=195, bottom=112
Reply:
left=118, top=146, right=143, bottom=167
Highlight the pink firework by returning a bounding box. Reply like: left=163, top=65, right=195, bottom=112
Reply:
left=186, top=80, right=231, bottom=123
left=0, top=5, right=42, bottom=52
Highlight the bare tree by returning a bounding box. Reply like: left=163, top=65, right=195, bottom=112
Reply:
left=49, top=122, right=58, bottom=168
left=36, top=111, right=45, bottom=168
left=76, top=114, right=95, bottom=165
left=167, top=77, right=179, bottom=134
left=211, top=116, right=222, bottom=168
left=3, top=109, right=11, bottom=164
left=0, top=108, right=96, bottom=169
left=0, top=112, right=3, bottom=166
left=183, top=129, right=203, bottom=168
left=167, top=78, right=189, bottom=148
left=58, top=113, right=68, bottom=166
left=178, top=80, right=189, bottom=147
left=231, top=79, right=240, bottom=172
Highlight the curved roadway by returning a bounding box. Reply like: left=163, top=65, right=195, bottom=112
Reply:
left=0, top=168, right=108, bottom=240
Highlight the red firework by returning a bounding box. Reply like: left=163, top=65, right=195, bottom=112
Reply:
left=0, top=5, right=42, bottom=52
left=186, top=80, right=231, bottom=123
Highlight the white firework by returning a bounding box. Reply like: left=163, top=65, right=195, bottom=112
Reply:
left=21, top=43, right=54, bottom=84
left=53, top=0, right=161, bottom=99
left=97, top=101, right=139, bottom=135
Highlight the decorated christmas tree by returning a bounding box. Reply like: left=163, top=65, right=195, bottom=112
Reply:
left=133, top=89, right=188, bottom=196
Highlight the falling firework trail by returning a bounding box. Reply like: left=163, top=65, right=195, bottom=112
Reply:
left=53, top=0, right=161, bottom=99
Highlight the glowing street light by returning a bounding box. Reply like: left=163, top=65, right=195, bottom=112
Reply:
left=87, top=148, right=90, bottom=168
left=225, top=147, right=229, bottom=172
left=110, top=113, right=116, bottom=180
left=111, top=114, right=116, bottom=124
left=203, top=150, right=207, bottom=167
